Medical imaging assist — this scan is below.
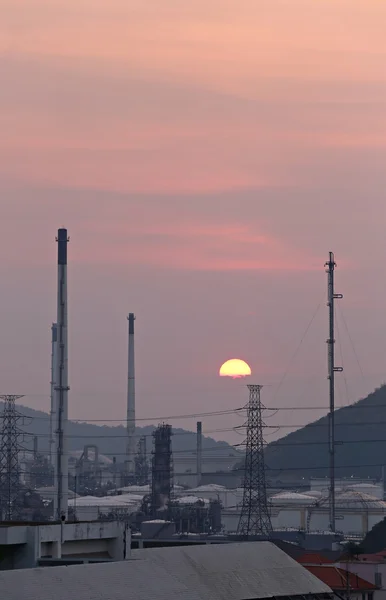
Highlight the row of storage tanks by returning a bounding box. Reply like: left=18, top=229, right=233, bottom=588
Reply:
left=221, top=482, right=386, bottom=536
left=66, top=481, right=386, bottom=537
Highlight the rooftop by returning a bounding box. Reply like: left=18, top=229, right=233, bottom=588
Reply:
left=0, top=541, right=332, bottom=600
left=297, top=552, right=334, bottom=565
left=305, top=566, right=377, bottom=591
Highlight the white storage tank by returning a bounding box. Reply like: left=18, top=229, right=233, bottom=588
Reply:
left=185, top=485, right=242, bottom=509
left=307, top=490, right=386, bottom=536
left=269, top=492, right=316, bottom=530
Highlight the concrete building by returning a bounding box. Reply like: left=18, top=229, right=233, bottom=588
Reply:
left=336, top=553, right=386, bottom=600
left=0, top=521, right=130, bottom=570
left=68, top=493, right=144, bottom=521
left=0, top=541, right=333, bottom=600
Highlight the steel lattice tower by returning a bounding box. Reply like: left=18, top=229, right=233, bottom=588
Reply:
left=151, top=424, right=173, bottom=516
left=237, top=385, right=272, bottom=537
left=0, top=395, right=25, bottom=521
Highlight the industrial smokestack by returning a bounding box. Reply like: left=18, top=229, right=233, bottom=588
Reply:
left=196, top=421, right=202, bottom=487
left=50, top=323, right=58, bottom=466
left=54, top=228, right=69, bottom=520
left=126, top=313, right=136, bottom=479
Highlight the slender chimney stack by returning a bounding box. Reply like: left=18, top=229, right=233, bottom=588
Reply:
left=54, top=228, right=69, bottom=520
left=50, top=323, right=58, bottom=466
left=196, top=421, right=202, bottom=487
left=126, top=313, right=136, bottom=479
left=126, top=313, right=135, bottom=479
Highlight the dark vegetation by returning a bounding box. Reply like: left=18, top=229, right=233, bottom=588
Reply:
left=362, top=518, right=386, bottom=554
left=1, top=402, right=238, bottom=461
left=263, top=384, right=386, bottom=480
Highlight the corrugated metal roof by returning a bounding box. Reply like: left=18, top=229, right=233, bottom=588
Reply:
left=135, top=542, right=332, bottom=599
left=0, top=541, right=332, bottom=600
left=0, top=555, right=199, bottom=600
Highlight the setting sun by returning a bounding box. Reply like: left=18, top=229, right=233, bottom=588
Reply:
left=219, top=359, right=252, bottom=379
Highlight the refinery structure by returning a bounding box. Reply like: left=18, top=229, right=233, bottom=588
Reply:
left=1, top=231, right=386, bottom=571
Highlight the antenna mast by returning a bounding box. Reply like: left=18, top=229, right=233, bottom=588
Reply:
left=325, top=252, right=343, bottom=533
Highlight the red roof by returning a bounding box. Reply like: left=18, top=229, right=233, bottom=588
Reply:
left=359, top=551, right=386, bottom=562
left=297, top=552, right=333, bottom=565
left=305, top=566, right=377, bottom=591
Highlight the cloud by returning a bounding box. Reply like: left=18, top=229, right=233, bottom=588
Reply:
left=80, top=217, right=317, bottom=271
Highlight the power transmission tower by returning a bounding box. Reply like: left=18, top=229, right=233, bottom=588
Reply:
left=0, top=395, right=25, bottom=521
left=238, top=385, right=272, bottom=537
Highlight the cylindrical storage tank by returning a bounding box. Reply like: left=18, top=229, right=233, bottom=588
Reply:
left=347, top=483, right=383, bottom=500
left=269, top=492, right=316, bottom=531
left=307, top=490, right=386, bottom=536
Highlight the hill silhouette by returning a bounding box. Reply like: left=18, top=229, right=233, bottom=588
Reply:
left=264, top=384, right=386, bottom=480
left=0, top=402, right=238, bottom=462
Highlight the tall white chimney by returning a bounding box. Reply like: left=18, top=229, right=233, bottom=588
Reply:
left=50, top=323, right=57, bottom=466
left=126, top=313, right=136, bottom=479
left=54, top=228, right=69, bottom=520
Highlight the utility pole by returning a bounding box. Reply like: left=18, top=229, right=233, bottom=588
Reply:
left=0, top=395, right=25, bottom=521
left=238, top=385, right=272, bottom=537
left=325, top=252, right=343, bottom=533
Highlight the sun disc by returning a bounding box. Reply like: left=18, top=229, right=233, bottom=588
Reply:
left=219, top=358, right=252, bottom=379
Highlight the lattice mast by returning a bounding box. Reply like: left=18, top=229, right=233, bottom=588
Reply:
left=0, top=395, right=25, bottom=521
left=325, top=252, right=343, bottom=533
left=238, top=385, right=272, bottom=537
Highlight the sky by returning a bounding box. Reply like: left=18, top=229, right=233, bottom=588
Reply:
left=1, top=0, right=386, bottom=446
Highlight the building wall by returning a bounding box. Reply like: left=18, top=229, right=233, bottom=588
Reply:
left=221, top=510, right=240, bottom=533
left=309, top=511, right=384, bottom=536
left=0, top=522, right=131, bottom=570
left=337, top=563, right=386, bottom=600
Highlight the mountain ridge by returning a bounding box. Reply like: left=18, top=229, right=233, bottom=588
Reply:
left=0, top=401, right=239, bottom=461
left=264, top=384, right=386, bottom=480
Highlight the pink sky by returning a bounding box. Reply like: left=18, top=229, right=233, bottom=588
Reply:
left=1, top=1, right=386, bottom=444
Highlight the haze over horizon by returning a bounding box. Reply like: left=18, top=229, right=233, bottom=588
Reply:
left=1, top=1, right=386, bottom=444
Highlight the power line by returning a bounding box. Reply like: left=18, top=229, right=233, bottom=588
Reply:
left=5, top=458, right=386, bottom=478
left=2, top=408, right=243, bottom=423
left=337, top=304, right=365, bottom=380
left=272, top=302, right=322, bottom=403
